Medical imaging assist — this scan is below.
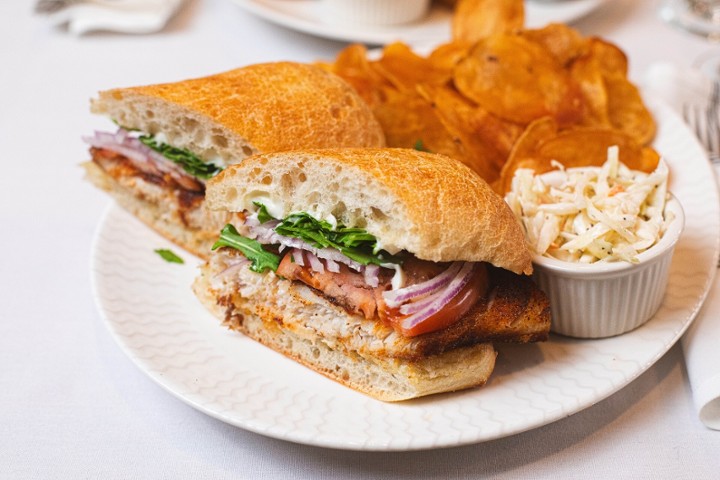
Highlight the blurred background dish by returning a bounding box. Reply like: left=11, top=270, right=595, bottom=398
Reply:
left=320, top=0, right=432, bottom=26
left=660, top=0, right=720, bottom=39
left=229, top=0, right=603, bottom=45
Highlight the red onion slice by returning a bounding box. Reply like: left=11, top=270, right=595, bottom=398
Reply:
left=382, top=262, right=461, bottom=308
left=364, top=264, right=380, bottom=288
left=84, top=128, right=204, bottom=187
left=306, top=251, right=325, bottom=273
left=291, top=248, right=305, bottom=266
left=213, top=258, right=250, bottom=280
left=399, top=262, right=475, bottom=331
left=84, top=130, right=158, bottom=170
left=399, top=288, right=445, bottom=315
left=325, top=257, right=340, bottom=273
left=246, top=220, right=366, bottom=272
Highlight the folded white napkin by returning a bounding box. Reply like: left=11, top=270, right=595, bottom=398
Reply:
left=644, top=62, right=720, bottom=431
left=40, top=0, right=184, bottom=35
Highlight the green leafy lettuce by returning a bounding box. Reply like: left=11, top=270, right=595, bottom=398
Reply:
left=413, top=139, right=430, bottom=152
left=212, top=224, right=280, bottom=273
left=154, top=248, right=184, bottom=264
left=262, top=206, right=399, bottom=267
left=212, top=205, right=400, bottom=273
left=254, top=202, right=277, bottom=224
left=139, top=134, right=222, bottom=180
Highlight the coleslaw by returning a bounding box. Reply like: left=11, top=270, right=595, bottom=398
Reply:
left=504, top=146, right=672, bottom=264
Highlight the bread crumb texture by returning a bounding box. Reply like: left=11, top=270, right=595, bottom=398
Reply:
left=90, top=62, right=385, bottom=165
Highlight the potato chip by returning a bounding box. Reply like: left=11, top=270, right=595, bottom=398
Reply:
left=497, top=117, right=558, bottom=193
left=320, top=44, right=390, bottom=108
left=420, top=84, right=522, bottom=176
left=588, top=38, right=628, bottom=77
left=569, top=48, right=611, bottom=127
left=452, top=0, right=524, bottom=43
left=454, top=34, right=585, bottom=126
left=372, top=87, right=462, bottom=159
left=497, top=118, right=660, bottom=193
left=569, top=38, right=655, bottom=144
left=375, top=42, right=452, bottom=90
left=537, top=128, right=659, bottom=172
left=427, top=41, right=472, bottom=72
left=322, top=0, right=660, bottom=189
left=604, top=73, right=657, bottom=146
left=520, top=23, right=588, bottom=67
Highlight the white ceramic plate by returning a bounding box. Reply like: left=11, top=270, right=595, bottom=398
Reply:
left=230, top=0, right=604, bottom=45
left=90, top=98, right=719, bottom=451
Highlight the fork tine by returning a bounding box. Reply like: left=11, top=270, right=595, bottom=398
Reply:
left=707, top=80, right=720, bottom=163
left=687, top=102, right=707, bottom=150
left=683, top=80, right=720, bottom=164
left=692, top=103, right=704, bottom=148
left=682, top=103, right=698, bottom=142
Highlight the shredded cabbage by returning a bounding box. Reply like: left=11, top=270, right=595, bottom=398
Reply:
left=504, top=146, right=672, bottom=264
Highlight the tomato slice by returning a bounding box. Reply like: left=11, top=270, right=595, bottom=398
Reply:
left=383, top=263, right=489, bottom=337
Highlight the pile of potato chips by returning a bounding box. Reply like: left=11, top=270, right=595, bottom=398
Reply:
left=318, top=0, right=660, bottom=193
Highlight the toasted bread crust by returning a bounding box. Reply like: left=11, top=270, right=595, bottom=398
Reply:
left=207, top=148, right=533, bottom=275
left=91, top=62, right=385, bottom=163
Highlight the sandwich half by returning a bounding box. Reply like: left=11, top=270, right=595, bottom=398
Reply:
left=193, top=148, right=551, bottom=401
left=83, top=62, right=385, bottom=258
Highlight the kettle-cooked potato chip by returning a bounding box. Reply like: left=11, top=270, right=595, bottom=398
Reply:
left=427, top=41, right=472, bottom=72
left=568, top=38, right=655, bottom=144
left=418, top=87, right=499, bottom=182
left=588, top=37, right=628, bottom=76
left=452, top=0, right=525, bottom=43
left=497, top=118, right=660, bottom=193
left=373, top=88, right=461, bottom=159
left=454, top=34, right=585, bottom=126
left=537, top=128, right=659, bottom=172
left=375, top=42, right=452, bottom=90
left=420, top=84, right=523, bottom=174
left=604, top=75, right=657, bottom=146
left=568, top=49, right=611, bottom=127
left=322, top=0, right=660, bottom=189
left=497, top=117, right=558, bottom=193
left=520, top=23, right=589, bottom=67
left=319, top=44, right=390, bottom=108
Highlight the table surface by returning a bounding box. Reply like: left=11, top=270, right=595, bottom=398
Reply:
left=3, top=0, right=720, bottom=478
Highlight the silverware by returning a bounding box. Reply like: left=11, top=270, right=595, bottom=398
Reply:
left=683, top=78, right=720, bottom=164
left=682, top=77, right=720, bottom=267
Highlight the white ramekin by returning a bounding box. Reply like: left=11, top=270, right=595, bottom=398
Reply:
left=320, top=0, right=431, bottom=26
left=531, top=194, right=685, bottom=339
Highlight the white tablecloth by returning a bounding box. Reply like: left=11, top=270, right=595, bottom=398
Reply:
left=2, top=0, right=720, bottom=477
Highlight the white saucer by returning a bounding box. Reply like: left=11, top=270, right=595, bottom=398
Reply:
left=230, top=0, right=604, bottom=45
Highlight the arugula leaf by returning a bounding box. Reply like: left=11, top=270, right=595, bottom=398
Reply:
left=139, top=135, right=222, bottom=180
left=413, top=139, right=430, bottom=152
left=253, top=201, right=277, bottom=224
left=212, top=224, right=280, bottom=273
left=272, top=211, right=399, bottom=266
left=154, top=248, right=184, bottom=264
